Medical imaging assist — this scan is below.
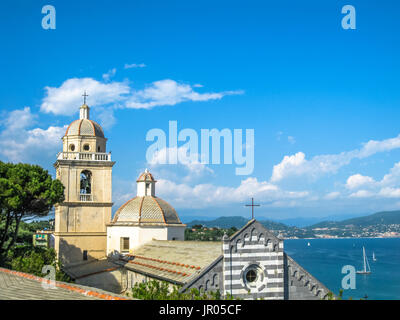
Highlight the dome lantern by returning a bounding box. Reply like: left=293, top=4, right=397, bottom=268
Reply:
left=80, top=91, right=90, bottom=119
left=136, top=169, right=156, bottom=197
left=80, top=104, right=90, bottom=120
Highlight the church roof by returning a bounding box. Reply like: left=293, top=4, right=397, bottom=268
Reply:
left=0, top=267, right=130, bottom=300
left=111, top=196, right=182, bottom=225
left=136, top=170, right=156, bottom=182
left=65, top=118, right=105, bottom=138
left=62, top=259, right=120, bottom=280
left=116, top=240, right=222, bottom=285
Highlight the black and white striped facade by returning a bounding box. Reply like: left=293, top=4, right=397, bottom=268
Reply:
left=182, top=219, right=332, bottom=300
left=222, top=220, right=284, bottom=300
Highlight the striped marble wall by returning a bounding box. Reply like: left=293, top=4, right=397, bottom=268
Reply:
left=222, top=220, right=284, bottom=300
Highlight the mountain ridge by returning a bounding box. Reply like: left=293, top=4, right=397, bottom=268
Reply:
left=186, top=210, right=400, bottom=230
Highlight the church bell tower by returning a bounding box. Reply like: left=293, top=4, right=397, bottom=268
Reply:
left=54, top=97, right=115, bottom=267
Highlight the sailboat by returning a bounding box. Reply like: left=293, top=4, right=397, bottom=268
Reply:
left=307, top=242, right=311, bottom=247
left=356, top=246, right=371, bottom=275
left=372, top=252, right=377, bottom=262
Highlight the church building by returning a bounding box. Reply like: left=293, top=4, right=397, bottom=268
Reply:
left=54, top=101, right=332, bottom=300
left=106, top=169, right=186, bottom=255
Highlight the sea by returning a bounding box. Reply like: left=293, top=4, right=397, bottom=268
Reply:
left=284, top=238, right=400, bottom=300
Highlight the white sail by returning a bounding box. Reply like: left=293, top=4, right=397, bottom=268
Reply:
left=357, top=246, right=371, bottom=274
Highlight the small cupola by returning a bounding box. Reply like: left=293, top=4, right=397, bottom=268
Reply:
left=136, top=169, right=156, bottom=196
left=80, top=104, right=90, bottom=120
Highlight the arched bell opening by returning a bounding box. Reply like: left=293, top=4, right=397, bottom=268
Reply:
left=80, top=170, right=92, bottom=201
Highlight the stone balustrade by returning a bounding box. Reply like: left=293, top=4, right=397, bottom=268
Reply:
left=57, top=152, right=112, bottom=161
left=79, top=194, right=92, bottom=202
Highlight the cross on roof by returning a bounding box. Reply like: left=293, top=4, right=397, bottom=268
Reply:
left=245, top=198, right=260, bottom=220
left=82, top=91, right=89, bottom=104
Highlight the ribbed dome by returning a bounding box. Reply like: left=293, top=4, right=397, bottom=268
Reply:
left=65, top=119, right=105, bottom=138
left=112, top=196, right=182, bottom=225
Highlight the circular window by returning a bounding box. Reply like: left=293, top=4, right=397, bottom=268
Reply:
left=69, top=144, right=75, bottom=151
left=242, top=265, right=264, bottom=290
left=83, top=144, right=90, bottom=151
left=245, top=269, right=258, bottom=283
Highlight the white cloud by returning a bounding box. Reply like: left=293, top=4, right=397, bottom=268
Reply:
left=378, top=187, right=400, bottom=198
left=271, top=152, right=307, bottom=182
left=324, top=191, right=341, bottom=200
left=148, top=146, right=213, bottom=181
left=124, top=63, right=146, bottom=69
left=40, top=77, right=130, bottom=116
left=155, top=177, right=308, bottom=209
left=343, top=161, right=400, bottom=199
left=102, top=68, right=117, bottom=82
left=380, top=162, right=400, bottom=186
left=95, top=106, right=117, bottom=130
left=40, top=77, right=243, bottom=116
left=2, top=106, right=37, bottom=130
left=271, top=134, right=400, bottom=182
left=288, top=136, right=296, bottom=144
left=0, top=107, right=67, bottom=163
left=346, top=174, right=375, bottom=190
left=126, top=79, right=244, bottom=110
left=349, top=190, right=374, bottom=198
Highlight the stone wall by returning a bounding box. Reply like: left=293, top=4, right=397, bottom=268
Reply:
left=284, top=253, right=331, bottom=300
left=75, top=269, right=125, bottom=294
left=180, top=256, right=224, bottom=295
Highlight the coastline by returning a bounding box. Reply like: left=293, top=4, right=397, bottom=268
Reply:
left=284, top=236, right=400, bottom=240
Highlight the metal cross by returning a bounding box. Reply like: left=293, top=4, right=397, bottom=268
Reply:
left=82, top=91, right=89, bottom=104
left=245, top=198, right=260, bottom=220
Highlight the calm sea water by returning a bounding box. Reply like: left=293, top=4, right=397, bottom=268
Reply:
left=284, top=238, right=400, bottom=300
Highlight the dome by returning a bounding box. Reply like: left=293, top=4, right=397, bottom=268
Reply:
left=112, top=196, right=182, bottom=225
left=64, top=103, right=105, bottom=138
left=65, top=118, right=105, bottom=138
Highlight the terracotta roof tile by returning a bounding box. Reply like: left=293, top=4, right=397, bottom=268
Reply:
left=0, top=267, right=130, bottom=300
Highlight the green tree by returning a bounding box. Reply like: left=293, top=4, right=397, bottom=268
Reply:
left=7, top=245, right=71, bottom=282
left=130, top=280, right=234, bottom=300
left=0, top=162, right=64, bottom=260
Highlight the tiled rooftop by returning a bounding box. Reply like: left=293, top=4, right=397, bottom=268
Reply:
left=63, top=259, right=119, bottom=279
left=117, top=240, right=222, bottom=284
left=0, top=267, right=130, bottom=300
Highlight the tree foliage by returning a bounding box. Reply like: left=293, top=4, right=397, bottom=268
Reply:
left=185, top=226, right=237, bottom=241
left=6, top=245, right=71, bottom=282
left=130, top=280, right=234, bottom=300
left=0, top=161, right=64, bottom=259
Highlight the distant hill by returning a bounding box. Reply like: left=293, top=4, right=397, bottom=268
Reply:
left=309, top=210, right=400, bottom=229
left=185, top=211, right=400, bottom=239
left=186, top=216, right=290, bottom=231
left=274, top=213, right=367, bottom=227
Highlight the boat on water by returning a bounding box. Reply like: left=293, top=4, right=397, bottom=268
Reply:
left=372, top=252, right=377, bottom=262
left=356, top=246, right=371, bottom=275
left=307, top=242, right=311, bottom=247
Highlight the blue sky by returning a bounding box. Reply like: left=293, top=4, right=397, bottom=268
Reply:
left=1, top=0, right=400, bottom=220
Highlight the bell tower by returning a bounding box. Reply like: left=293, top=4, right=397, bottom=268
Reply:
left=54, top=100, right=115, bottom=267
